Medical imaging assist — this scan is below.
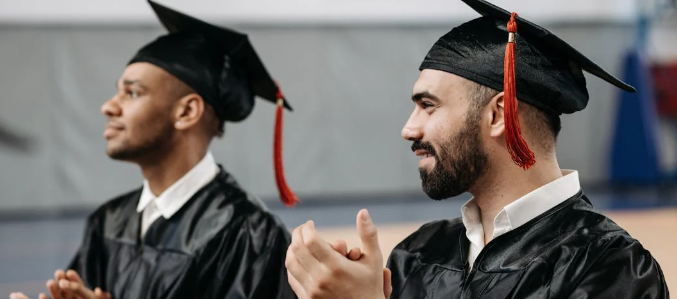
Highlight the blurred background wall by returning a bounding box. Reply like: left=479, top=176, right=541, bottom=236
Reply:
left=0, top=0, right=674, bottom=211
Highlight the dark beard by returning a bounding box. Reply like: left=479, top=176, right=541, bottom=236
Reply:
left=415, top=111, right=488, bottom=200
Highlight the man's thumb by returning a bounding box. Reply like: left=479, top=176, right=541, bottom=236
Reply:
left=356, top=209, right=381, bottom=256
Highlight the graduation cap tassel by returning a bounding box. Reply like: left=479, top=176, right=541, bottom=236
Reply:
left=504, top=12, right=536, bottom=170
left=273, top=85, right=300, bottom=207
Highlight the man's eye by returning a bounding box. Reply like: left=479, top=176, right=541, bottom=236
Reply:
left=128, top=91, right=140, bottom=98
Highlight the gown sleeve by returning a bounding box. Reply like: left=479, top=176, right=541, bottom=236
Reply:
left=387, top=240, right=424, bottom=298
left=386, top=220, right=457, bottom=299
left=565, top=236, right=669, bottom=299
left=66, top=212, right=109, bottom=292
left=198, top=213, right=297, bottom=299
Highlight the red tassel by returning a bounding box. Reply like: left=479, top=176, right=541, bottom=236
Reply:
left=273, top=83, right=300, bottom=207
left=504, top=12, right=535, bottom=170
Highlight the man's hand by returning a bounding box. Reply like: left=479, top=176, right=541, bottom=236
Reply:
left=8, top=269, right=66, bottom=299
left=330, top=239, right=363, bottom=261
left=286, top=209, right=389, bottom=299
left=329, top=240, right=392, bottom=299
left=9, top=270, right=110, bottom=299
left=55, top=270, right=111, bottom=299
left=9, top=292, right=32, bottom=299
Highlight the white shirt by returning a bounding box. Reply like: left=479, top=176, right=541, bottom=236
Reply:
left=136, top=151, right=220, bottom=237
left=461, top=170, right=581, bottom=268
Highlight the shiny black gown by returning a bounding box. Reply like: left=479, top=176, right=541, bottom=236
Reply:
left=387, top=191, right=669, bottom=298
left=68, top=167, right=296, bottom=299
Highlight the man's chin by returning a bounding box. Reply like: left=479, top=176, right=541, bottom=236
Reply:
left=106, top=146, right=135, bottom=161
left=106, top=152, right=127, bottom=161
left=422, top=187, right=467, bottom=201
left=419, top=173, right=469, bottom=200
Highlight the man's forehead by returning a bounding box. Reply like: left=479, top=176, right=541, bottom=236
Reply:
left=412, top=69, right=468, bottom=99
left=120, top=62, right=170, bottom=84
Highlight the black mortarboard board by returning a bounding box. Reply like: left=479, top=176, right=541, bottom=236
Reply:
left=420, top=0, right=635, bottom=116
left=419, top=0, right=635, bottom=170
left=129, top=0, right=292, bottom=122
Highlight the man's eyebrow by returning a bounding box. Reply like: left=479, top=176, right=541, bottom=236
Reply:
left=123, top=80, right=147, bottom=89
left=412, top=91, right=440, bottom=102
left=115, top=79, right=147, bottom=90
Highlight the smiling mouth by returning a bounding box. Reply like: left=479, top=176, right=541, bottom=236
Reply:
left=104, top=125, right=123, bottom=139
left=414, top=150, right=434, bottom=159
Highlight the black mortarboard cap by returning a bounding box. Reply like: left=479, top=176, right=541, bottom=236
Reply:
left=420, top=0, right=635, bottom=116
left=129, top=0, right=292, bottom=122
left=420, top=0, right=636, bottom=170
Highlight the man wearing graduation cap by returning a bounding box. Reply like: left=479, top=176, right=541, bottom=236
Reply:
left=9, top=1, right=299, bottom=299
left=284, top=0, right=669, bottom=298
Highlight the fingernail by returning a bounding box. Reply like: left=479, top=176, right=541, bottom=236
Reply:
left=361, top=209, right=371, bottom=222
left=301, top=223, right=311, bottom=237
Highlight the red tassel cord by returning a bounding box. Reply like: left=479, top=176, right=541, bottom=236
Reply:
left=504, top=12, right=536, bottom=170
left=273, top=85, right=300, bottom=207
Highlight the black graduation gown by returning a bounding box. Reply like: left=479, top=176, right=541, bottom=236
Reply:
left=68, top=167, right=297, bottom=299
left=387, top=191, right=670, bottom=299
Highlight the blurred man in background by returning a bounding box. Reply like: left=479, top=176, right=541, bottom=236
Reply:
left=10, top=1, right=296, bottom=299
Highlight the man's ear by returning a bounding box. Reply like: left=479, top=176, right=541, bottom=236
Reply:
left=173, top=93, right=205, bottom=131
left=488, top=91, right=505, bottom=138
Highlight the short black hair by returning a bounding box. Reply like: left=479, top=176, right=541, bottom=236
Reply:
left=465, top=80, right=562, bottom=150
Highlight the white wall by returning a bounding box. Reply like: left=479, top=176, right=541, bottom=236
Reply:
left=0, top=0, right=637, bottom=25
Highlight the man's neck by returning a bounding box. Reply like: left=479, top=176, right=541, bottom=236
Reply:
left=470, top=157, right=562, bottom=245
left=139, top=146, right=208, bottom=197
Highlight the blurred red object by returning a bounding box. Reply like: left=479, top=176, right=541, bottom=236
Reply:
left=652, top=61, right=677, bottom=118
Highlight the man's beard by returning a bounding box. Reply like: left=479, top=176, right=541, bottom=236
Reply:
left=414, top=112, right=489, bottom=200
